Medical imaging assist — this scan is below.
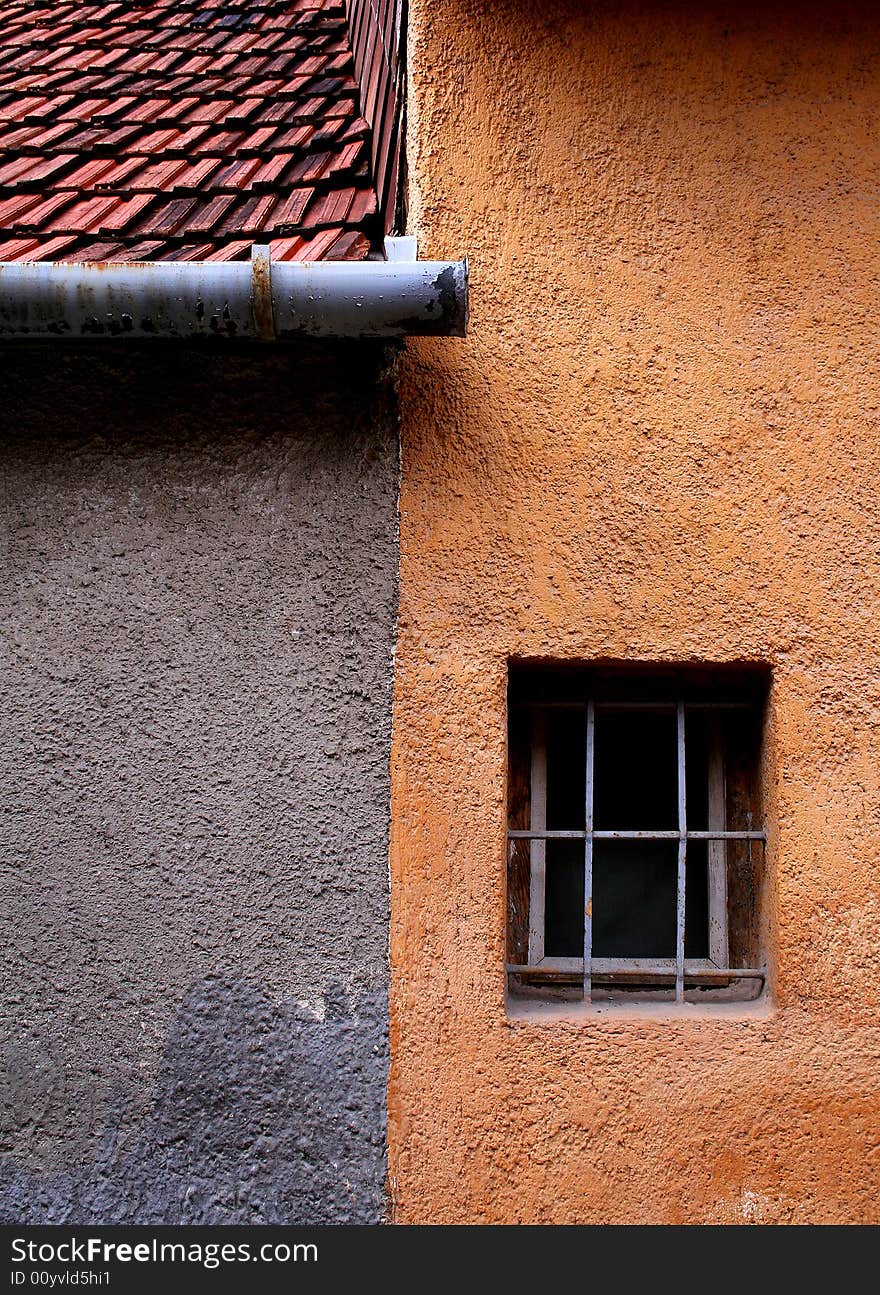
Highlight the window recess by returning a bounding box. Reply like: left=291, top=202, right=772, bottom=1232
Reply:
left=506, top=669, right=768, bottom=1005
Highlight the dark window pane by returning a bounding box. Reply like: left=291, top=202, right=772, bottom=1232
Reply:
left=593, top=710, right=678, bottom=829
left=545, top=709, right=586, bottom=830
left=592, top=840, right=677, bottom=957
left=544, top=838, right=584, bottom=956
left=684, top=839, right=709, bottom=958
left=684, top=709, right=710, bottom=830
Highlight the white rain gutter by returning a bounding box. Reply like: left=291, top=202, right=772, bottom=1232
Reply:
left=0, top=239, right=468, bottom=341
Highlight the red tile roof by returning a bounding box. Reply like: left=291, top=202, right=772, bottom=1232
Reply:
left=0, top=0, right=390, bottom=262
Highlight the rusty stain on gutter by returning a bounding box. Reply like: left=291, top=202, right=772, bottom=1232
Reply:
left=250, top=244, right=275, bottom=342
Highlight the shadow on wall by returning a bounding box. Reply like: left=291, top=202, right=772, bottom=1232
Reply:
left=0, top=976, right=388, bottom=1225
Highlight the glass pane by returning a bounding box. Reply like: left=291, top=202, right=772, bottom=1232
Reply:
left=545, top=709, right=586, bottom=830
left=593, top=709, right=678, bottom=829
left=544, top=838, right=584, bottom=957
left=592, top=840, right=678, bottom=958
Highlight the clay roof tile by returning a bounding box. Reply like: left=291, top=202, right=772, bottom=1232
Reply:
left=0, top=0, right=391, bottom=262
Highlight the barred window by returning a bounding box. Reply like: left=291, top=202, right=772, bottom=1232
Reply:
left=506, top=666, right=769, bottom=1005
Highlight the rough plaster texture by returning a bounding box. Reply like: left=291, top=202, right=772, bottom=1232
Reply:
left=391, top=0, right=880, bottom=1223
left=0, top=342, right=397, bottom=1223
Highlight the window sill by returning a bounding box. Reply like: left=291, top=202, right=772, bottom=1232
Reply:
left=505, top=992, right=775, bottom=1025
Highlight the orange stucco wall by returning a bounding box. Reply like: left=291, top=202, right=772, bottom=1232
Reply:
left=389, top=0, right=880, bottom=1223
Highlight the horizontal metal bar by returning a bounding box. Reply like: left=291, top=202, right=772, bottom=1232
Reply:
left=508, top=829, right=766, bottom=841
left=508, top=829, right=587, bottom=839
left=595, top=830, right=766, bottom=841
left=507, top=961, right=766, bottom=983
left=512, top=956, right=747, bottom=973
left=520, top=956, right=704, bottom=973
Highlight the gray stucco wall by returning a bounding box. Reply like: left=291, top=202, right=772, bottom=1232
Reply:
left=0, top=342, right=398, bottom=1224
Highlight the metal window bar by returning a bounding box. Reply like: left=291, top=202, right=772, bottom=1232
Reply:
left=583, top=700, right=595, bottom=1001
left=510, top=699, right=766, bottom=1001
left=509, top=830, right=765, bottom=840
left=509, top=701, right=758, bottom=712
left=528, top=709, right=547, bottom=965
left=506, top=959, right=766, bottom=984
left=707, top=712, right=728, bottom=966
left=676, top=700, right=687, bottom=1003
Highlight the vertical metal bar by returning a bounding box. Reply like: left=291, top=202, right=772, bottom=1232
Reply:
left=527, top=709, right=547, bottom=965
left=676, top=701, right=687, bottom=1003
left=583, top=701, right=595, bottom=1001
left=707, top=711, right=729, bottom=966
